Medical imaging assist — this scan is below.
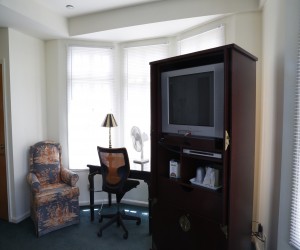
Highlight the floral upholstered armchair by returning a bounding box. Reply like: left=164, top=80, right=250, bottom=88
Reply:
left=27, top=141, right=80, bottom=237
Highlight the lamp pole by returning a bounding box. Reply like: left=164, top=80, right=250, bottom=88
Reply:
left=109, top=127, right=112, bottom=148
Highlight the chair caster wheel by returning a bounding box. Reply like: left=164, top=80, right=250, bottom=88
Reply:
left=123, top=232, right=128, bottom=239
left=136, top=218, right=141, bottom=225
left=97, top=231, right=102, bottom=237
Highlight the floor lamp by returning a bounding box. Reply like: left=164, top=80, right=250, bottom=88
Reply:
left=102, top=113, right=118, bottom=148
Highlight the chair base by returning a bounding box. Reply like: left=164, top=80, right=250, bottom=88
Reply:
left=98, top=207, right=141, bottom=239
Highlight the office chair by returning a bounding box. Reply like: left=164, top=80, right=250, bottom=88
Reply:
left=97, top=146, right=141, bottom=239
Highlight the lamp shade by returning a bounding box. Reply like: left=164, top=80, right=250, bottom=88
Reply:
left=102, top=113, right=118, bottom=128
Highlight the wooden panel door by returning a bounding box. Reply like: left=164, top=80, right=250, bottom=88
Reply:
left=0, top=64, right=8, bottom=221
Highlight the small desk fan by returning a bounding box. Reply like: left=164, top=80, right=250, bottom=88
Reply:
left=131, top=126, right=149, bottom=170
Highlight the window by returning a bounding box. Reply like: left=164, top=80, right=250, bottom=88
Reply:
left=178, top=25, right=225, bottom=55
left=66, top=27, right=224, bottom=170
left=123, top=44, right=168, bottom=170
left=67, top=46, right=115, bottom=169
left=290, top=29, right=300, bottom=248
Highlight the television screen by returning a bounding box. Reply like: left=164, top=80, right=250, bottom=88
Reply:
left=169, top=72, right=214, bottom=127
left=161, top=62, right=224, bottom=138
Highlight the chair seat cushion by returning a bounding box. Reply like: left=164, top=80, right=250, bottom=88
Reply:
left=123, top=179, right=140, bottom=193
left=33, top=182, right=80, bottom=206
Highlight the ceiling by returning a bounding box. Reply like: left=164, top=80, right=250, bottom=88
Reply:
left=34, top=0, right=164, bottom=18
left=0, top=0, right=229, bottom=42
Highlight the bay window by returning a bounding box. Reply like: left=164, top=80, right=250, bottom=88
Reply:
left=67, top=26, right=225, bottom=170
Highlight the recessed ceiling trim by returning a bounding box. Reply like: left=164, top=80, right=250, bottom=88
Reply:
left=68, top=0, right=258, bottom=37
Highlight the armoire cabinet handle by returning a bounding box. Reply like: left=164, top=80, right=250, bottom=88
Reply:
left=179, top=214, right=191, bottom=232
left=225, top=130, right=230, bottom=151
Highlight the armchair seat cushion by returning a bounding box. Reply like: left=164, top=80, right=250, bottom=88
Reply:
left=33, top=183, right=80, bottom=206
left=31, top=183, right=80, bottom=236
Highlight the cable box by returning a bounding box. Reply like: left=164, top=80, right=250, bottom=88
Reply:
left=183, top=149, right=222, bottom=159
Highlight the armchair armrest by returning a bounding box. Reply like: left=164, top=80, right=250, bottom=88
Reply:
left=61, top=167, right=79, bottom=187
left=27, top=172, right=40, bottom=193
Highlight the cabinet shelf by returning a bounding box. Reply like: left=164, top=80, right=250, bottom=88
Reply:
left=159, top=134, right=223, bottom=152
left=189, top=178, right=222, bottom=191
left=161, top=176, right=222, bottom=195
left=182, top=151, right=223, bottom=164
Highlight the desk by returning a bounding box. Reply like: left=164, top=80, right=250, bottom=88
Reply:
left=87, top=164, right=152, bottom=234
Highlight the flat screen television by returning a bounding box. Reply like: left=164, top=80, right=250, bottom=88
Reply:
left=161, top=63, right=224, bottom=138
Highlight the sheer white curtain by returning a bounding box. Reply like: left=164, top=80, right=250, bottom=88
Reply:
left=290, top=26, right=300, bottom=249
left=123, top=44, right=168, bottom=170
left=178, top=26, right=225, bottom=55
left=67, top=46, right=114, bottom=169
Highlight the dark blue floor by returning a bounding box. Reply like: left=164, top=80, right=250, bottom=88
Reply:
left=0, top=204, right=151, bottom=250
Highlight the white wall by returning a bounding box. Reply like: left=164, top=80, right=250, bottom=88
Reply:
left=6, top=29, right=47, bottom=222
left=259, top=0, right=285, bottom=248
left=257, top=0, right=300, bottom=249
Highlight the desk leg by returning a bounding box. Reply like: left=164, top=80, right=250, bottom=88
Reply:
left=108, top=193, right=112, bottom=206
left=88, top=174, right=95, bottom=221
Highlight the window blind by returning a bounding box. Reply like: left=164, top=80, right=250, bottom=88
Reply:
left=178, top=26, right=225, bottom=55
left=290, top=25, right=300, bottom=249
left=123, top=44, right=168, bottom=170
left=67, top=46, right=114, bottom=169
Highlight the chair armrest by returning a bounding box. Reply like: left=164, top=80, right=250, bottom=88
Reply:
left=61, top=167, right=79, bottom=187
left=27, top=172, right=40, bottom=193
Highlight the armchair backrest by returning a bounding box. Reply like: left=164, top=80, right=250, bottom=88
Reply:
left=29, top=141, right=62, bottom=186
left=97, top=147, right=130, bottom=194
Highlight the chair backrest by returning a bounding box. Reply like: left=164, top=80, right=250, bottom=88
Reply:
left=97, top=147, right=130, bottom=194
left=29, top=141, right=62, bottom=186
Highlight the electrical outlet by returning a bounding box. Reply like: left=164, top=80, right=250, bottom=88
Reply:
left=252, top=223, right=266, bottom=250
left=258, top=223, right=263, bottom=236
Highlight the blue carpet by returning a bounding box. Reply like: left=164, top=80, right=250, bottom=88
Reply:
left=0, top=204, right=151, bottom=250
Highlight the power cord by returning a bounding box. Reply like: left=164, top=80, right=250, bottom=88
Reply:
left=97, top=202, right=104, bottom=216
left=252, top=221, right=267, bottom=249
left=92, top=189, right=104, bottom=217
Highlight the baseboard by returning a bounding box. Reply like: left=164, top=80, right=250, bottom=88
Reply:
left=122, top=198, right=148, bottom=207
left=10, top=211, right=30, bottom=223
left=79, top=199, right=148, bottom=207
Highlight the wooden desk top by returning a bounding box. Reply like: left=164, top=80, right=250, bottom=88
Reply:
left=87, top=164, right=151, bottom=182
